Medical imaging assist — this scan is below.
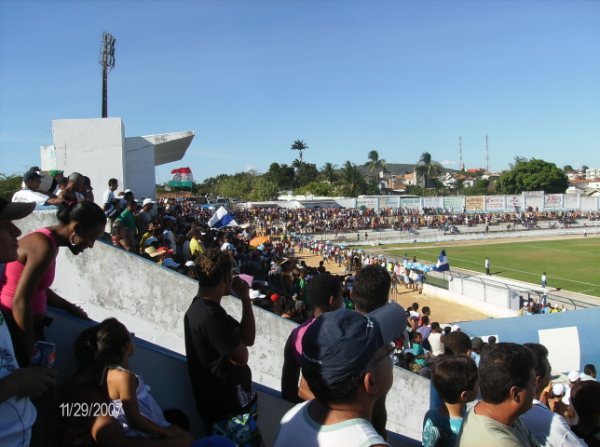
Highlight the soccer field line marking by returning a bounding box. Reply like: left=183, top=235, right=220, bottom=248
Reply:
left=444, top=255, right=600, bottom=288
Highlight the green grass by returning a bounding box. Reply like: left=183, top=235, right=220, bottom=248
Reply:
left=384, top=238, right=600, bottom=297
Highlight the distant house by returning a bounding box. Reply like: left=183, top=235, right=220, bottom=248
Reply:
left=569, top=177, right=600, bottom=190
left=378, top=171, right=410, bottom=193
left=439, top=172, right=457, bottom=188
left=585, top=168, right=600, bottom=179
left=452, top=173, right=476, bottom=188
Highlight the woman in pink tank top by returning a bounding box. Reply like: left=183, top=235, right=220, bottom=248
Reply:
left=0, top=201, right=106, bottom=364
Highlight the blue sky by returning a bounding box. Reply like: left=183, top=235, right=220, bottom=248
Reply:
left=1, top=0, right=599, bottom=184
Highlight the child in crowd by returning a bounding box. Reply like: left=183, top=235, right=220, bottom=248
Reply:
left=96, top=318, right=189, bottom=439
left=411, top=332, right=428, bottom=369
left=422, top=355, right=479, bottom=447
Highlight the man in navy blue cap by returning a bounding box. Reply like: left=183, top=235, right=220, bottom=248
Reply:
left=274, top=309, right=393, bottom=447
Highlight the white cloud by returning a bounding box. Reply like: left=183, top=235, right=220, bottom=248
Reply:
left=441, top=160, right=457, bottom=166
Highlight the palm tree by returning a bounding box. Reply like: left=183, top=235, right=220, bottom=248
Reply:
left=320, top=162, right=337, bottom=183
left=415, top=152, right=443, bottom=188
left=292, top=158, right=302, bottom=170
left=291, top=140, right=308, bottom=164
left=339, top=161, right=366, bottom=197
left=366, top=150, right=386, bottom=175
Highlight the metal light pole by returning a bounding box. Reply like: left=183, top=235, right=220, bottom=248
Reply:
left=99, top=32, right=116, bottom=118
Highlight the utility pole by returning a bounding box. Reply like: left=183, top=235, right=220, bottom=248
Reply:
left=485, top=135, right=489, bottom=172
left=99, top=32, right=116, bottom=118
left=459, top=136, right=463, bottom=171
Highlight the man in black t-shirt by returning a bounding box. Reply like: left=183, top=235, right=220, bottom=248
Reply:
left=184, top=249, right=259, bottom=444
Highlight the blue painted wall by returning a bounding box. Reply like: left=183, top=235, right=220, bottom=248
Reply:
left=458, top=308, right=600, bottom=372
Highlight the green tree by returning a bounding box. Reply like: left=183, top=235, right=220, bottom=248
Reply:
left=510, top=156, right=529, bottom=169
left=295, top=163, right=319, bottom=189
left=415, top=152, right=443, bottom=188
left=404, top=185, right=424, bottom=196
left=291, top=139, right=308, bottom=164
left=216, top=172, right=254, bottom=200
left=563, top=165, right=574, bottom=173
left=298, top=181, right=334, bottom=196
left=366, top=150, right=386, bottom=175
left=497, top=159, right=569, bottom=194
left=320, top=162, right=337, bottom=183
left=338, top=161, right=367, bottom=197
left=466, top=179, right=491, bottom=196
left=0, top=173, right=22, bottom=200
left=265, top=163, right=294, bottom=191
left=582, top=165, right=589, bottom=173
left=250, top=176, right=278, bottom=201
left=292, top=159, right=302, bottom=170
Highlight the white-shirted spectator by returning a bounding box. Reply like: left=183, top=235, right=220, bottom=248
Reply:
left=12, top=170, right=63, bottom=206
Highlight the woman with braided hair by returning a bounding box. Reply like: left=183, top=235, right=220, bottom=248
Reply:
left=0, top=201, right=106, bottom=365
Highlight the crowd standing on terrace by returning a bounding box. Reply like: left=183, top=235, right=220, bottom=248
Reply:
left=1, top=168, right=599, bottom=447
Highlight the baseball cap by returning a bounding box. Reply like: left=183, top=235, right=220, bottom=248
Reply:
left=0, top=197, right=36, bottom=220
left=368, top=302, right=407, bottom=344
left=551, top=383, right=565, bottom=397
left=249, top=289, right=266, bottom=300
left=301, top=309, right=384, bottom=386
left=23, top=171, right=42, bottom=182
left=142, top=198, right=155, bottom=206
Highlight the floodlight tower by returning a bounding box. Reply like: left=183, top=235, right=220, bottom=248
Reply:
left=99, top=32, right=116, bottom=118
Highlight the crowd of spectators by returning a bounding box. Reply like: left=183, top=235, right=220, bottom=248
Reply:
left=3, top=170, right=600, bottom=446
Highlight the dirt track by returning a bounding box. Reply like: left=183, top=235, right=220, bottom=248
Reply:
left=296, top=252, right=489, bottom=323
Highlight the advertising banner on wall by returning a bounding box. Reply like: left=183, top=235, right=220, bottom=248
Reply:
left=506, top=195, right=523, bottom=210
left=524, top=191, right=544, bottom=211
left=443, top=196, right=465, bottom=212
left=357, top=197, right=379, bottom=210
left=423, top=197, right=443, bottom=209
left=544, top=194, right=563, bottom=210
left=336, top=198, right=357, bottom=208
left=580, top=196, right=599, bottom=211
left=563, top=194, right=580, bottom=210
left=485, top=196, right=505, bottom=211
left=465, top=196, right=485, bottom=212
left=379, top=196, right=400, bottom=209
left=400, top=197, right=422, bottom=210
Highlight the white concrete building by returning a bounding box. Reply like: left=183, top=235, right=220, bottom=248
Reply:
left=585, top=168, right=600, bottom=179
left=40, top=117, right=194, bottom=202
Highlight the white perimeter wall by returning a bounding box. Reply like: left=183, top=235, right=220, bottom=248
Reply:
left=15, top=210, right=430, bottom=441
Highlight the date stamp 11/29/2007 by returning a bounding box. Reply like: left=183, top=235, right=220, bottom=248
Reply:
left=59, top=402, right=122, bottom=418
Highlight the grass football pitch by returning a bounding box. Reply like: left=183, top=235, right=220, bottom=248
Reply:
left=384, top=237, right=600, bottom=297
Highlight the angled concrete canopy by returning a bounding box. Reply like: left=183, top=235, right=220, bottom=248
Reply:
left=40, top=118, right=194, bottom=202
left=145, top=131, right=195, bottom=166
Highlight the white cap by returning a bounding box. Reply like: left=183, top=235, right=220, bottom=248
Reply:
left=142, top=198, right=155, bottom=206
left=551, top=383, right=565, bottom=396
left=249, top=289, right=266, bottom=300
left=124, top=189, right=133, bottom=193
left=451, top=324, right=461, bottom=332
left=568, top=371, right=581, bottom=382
left=185, top=260, right=195, bottom=267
